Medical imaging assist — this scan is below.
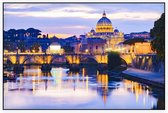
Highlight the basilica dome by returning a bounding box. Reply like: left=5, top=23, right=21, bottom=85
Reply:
left=96, top=11, right=114, bottom=34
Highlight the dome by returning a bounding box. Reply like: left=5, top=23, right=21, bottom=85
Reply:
left=96, top=11, right=114, bottom=33
left=97, top=17, right=112, bottom=25
left=90, top=28, right=95, bottom=33
left=114, top=29, right=119, bottom=32
left=97, top=11, right=112, bottom=25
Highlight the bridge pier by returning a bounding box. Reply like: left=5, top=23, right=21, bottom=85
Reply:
left=41, top=64, right=52, bottom=72
left=69, top=64, right=80, bottom=72
left=97, top=63, right=108, bottom=72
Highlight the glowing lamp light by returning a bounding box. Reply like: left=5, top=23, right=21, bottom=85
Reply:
left=85, top=49, right=88, bottom=53
left=146, top=56, right=149, bottom=59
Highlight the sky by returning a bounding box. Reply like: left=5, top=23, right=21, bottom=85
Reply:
left=4, top=3, right=164, bottom=38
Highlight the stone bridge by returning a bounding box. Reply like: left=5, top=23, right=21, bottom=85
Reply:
left=4, top=52, right=158, bottom=70
left=4, top=53, right=108, bottom=65
left=120, top=53, right=161, bottom=72
left=120, top=53, right=136, bottom=65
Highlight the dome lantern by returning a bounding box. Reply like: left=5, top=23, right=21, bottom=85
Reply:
left=103, top=10, right=106, bottom=17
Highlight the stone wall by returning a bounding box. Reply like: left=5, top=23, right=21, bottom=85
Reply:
left=133, top=54, right=164, bottom=73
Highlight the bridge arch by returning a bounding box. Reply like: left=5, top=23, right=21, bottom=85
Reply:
left=5, top=56, right=16, bottom=64
left=5, top=55, right=27, bottom=64
left=80, top=56, right=98, bottom=64
left=120, top=53, right=135, bottom=65
left=22, top=55, right=44, bottom=64
left=120, top=58, right=128, bottom=68
left=50, top=55, right=67, bottom=64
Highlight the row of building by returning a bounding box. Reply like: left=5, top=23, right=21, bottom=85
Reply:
left=58, top=11, right=154, bottom=55
left=4, top=11, right=154, bottom=55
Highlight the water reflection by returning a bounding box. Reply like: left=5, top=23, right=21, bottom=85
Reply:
left=4, top=66, right=164, bottom=109
left=123, top=79, right=156, bottom=108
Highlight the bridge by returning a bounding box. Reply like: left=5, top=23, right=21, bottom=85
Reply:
left=4, top=51, right=157, bottom=72
left=4, top=52, right=108, bottom=65
left=4, top=51, right=156, bottom=66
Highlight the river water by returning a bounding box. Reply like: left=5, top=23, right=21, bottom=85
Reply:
left=3, top=66, right=164, bottom=109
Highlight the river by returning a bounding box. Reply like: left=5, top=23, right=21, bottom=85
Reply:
left=3, top=66, right=164, bottom=109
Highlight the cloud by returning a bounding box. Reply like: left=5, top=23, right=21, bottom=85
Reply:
left=39, top=25, right=89, bottom=32
left=4, top=4, right=163, bottom=21
left=108, top=12, right=161, bottom=20
left=5, top=8, right=161, bottom=21
left=57, top=5, right=96, bottom=12
left=4, top=4, right=162, bottom=21
left=39, top=25, right=89, bottom=37
left=4, top=4, right=44, bottom=9
left=61, top=25, right=90, bottom=29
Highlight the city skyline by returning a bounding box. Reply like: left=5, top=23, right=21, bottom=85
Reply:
left=3, top=3, right=165, bottom=110
left=4, top=3, right=164, bottom=38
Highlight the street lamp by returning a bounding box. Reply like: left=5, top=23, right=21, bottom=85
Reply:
left=85, top=49, right=88, bottom=54
left=146, top=56, right=149, bottom=59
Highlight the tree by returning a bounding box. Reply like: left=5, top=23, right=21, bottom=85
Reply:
left=150, top=13, right=165, bottom=61
left=107, top=51, right=122, bottom=70
left=7, top=29, right=17, bottom=42
left=26, top=28, right=41, bottom=37
left=16, top=29, right=26, bottom=39
left=18, top=41, right=26, bottom=52
left=30, top=42, right=41, bottom=52
left=4, top=42, right=17, bottom=52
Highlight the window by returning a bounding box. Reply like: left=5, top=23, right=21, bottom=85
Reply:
left=96, top=46, right=98, bottom=49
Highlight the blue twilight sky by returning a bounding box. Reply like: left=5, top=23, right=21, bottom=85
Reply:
left=4, top=3, right=164, bottom=38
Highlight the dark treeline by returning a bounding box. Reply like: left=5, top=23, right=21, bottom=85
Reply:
left=4, top=28, right=41, bottom=39
left=4, top=28, right=78, bottom=53
left=150, top=13, right=165, bottom=61
left=4, top=28, right=42, bottom=52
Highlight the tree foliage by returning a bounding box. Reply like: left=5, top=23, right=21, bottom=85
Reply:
left=30, top=42, right=41, bottom=52
left=107, top=51, right=122, bottom=70
left=4, top=28, right=42, bottom=51
left=150, top=13, right=165, bottom=61
left=18, top=41, right=26, bottom=52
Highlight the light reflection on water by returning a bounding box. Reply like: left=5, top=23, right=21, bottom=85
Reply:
left=4, top=66, right=163, bottom=109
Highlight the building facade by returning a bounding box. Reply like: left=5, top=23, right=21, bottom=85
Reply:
left=47, top=42, right=64, bottom=54
left=116, top=42, right=153, bottom=55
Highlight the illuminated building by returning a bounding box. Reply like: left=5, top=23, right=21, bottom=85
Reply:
left=116, top=42, right=153, bottom=54
left=86, top=11, right=124, bottom=52
left=87, top=38, right=106, bottom=54
left=134, top=42, right=153, bottom=54
left=80, top=36, right=106, bottom=54
left=47, top=42, right=64, bottom=54
left=70, top=41, right=81, bottom=54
